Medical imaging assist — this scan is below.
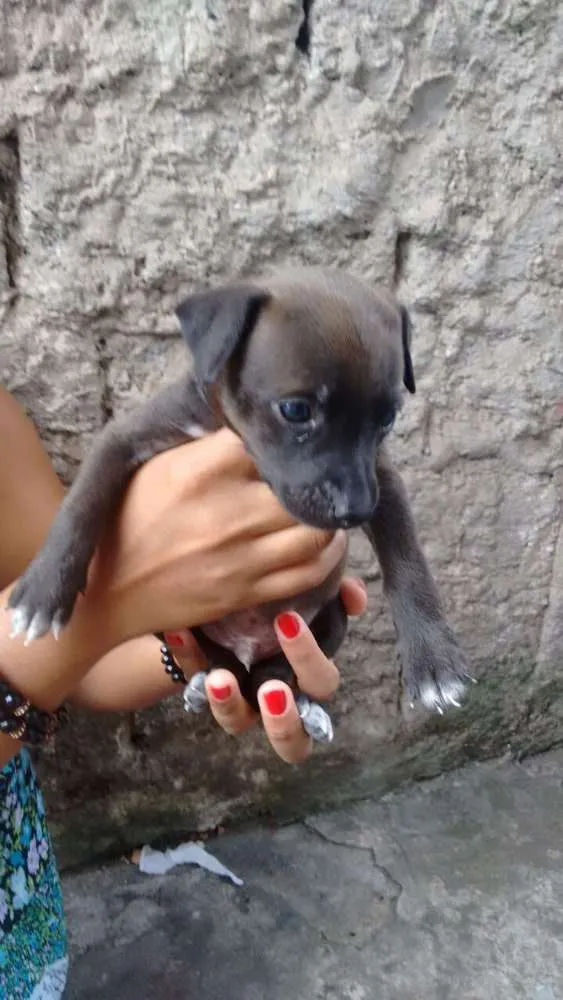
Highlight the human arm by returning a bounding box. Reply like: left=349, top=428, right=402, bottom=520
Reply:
left=0, top=390, right=349, bottom=765
left=0, top=387, right=203, bottom=713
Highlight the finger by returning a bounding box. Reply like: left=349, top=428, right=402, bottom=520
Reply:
left=165, top=429, right=260, bottom=490
left=191, top=427, right=254, bottom=467
left=189, top=482, right=299, bottom=547
left=339, top=577, right=368, bottom=617
left=244, top=523, right=336, bottom=575
left=226, top=483, right=301, bottom=536
left=274, top=612, right=340, bottom=701
left=162, top=628, right=208, bottom=678
left=258, top=681, right=312, bottom=764
left=249, top=530, right=347, bottom=605
left=205, top=668, right=257, bottom=735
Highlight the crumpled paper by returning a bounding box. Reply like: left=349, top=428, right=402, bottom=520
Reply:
left=137, top=842, right=243, bottom=886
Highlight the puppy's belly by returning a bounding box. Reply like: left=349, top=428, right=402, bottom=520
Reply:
left=185, top=424, right=344, bottom=669
left=200, top=606, right=317, bottom=670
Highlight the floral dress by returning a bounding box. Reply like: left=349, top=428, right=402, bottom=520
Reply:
left=0, top=749, right=68, bottom=998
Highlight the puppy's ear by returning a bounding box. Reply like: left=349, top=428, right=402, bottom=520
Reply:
left=175, top=285, right=270, bottom=386
left=400, top=305, right=416, bottom=394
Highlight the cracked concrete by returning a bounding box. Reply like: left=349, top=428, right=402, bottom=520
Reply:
left=0, top=131, right=20, bottom=322
left=63, top=749, right=563, bottom=999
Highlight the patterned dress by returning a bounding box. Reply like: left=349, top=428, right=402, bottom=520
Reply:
left=0, top=749, right=68, bottom=998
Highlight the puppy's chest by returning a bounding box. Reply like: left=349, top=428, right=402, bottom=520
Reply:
left=200, top=604, right=318, bottom=669
left=200, top=611, right=279, bottom=669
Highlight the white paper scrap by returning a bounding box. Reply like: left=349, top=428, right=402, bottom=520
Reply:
left=138, top=842, right=243, bottom=886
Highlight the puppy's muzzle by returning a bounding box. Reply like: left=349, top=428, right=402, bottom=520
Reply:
left=282, top=477, right=378, bottom=530
left=329, top=473, right=378, bottom=529
left=332, top=505, right=375, bottom=530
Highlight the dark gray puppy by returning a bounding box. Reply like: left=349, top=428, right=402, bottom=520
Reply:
left=8, top=267, right=470, bottom=738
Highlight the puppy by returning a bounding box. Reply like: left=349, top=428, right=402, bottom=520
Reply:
left=8, top=267, right=470, bottom=739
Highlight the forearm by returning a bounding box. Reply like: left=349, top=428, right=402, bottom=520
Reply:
left=0, top=390, right=176, bottom=720
left=70, top=634, right=187, bottom=712
left=0, top=387, right=65, bottom=587
left=0, top=586, right=115, bottom=767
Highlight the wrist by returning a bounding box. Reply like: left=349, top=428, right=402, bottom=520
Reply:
left=0, top=588, right=115, bottom=713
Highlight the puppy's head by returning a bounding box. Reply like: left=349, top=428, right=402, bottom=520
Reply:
left=176, top=268, right=415, bottom=530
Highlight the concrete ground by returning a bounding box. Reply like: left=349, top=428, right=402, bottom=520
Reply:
left=62, top=750, right=563, bottom=1000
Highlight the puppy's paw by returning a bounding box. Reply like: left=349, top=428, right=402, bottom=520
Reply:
left=182, top=672, right=209, bottom=714
left=418, top=673, right=466, bottom=714
left=7, top=544, right=88, bottom=644
left=296, top=694, right=334, bottom=744
left=400, top=624, right=473, bottom=715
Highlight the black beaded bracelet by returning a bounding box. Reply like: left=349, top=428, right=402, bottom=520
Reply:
left=155, top=632, right=188, bottom=686
left=0, top=677, right=65, bottom=746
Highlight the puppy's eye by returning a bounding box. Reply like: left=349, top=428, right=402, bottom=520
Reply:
left=379, top=409, right=396, bottom=435
left=277, top=398, right=314, bottom=424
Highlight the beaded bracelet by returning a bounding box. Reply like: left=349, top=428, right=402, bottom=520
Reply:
left=156, top=632, right=188, bottom=686
left=0, top=677, right=65, bottom=745
left=1, top=635, right=186, bottom=746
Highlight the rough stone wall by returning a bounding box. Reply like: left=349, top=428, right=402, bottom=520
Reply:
left=0, top=0, right=562, bottom=867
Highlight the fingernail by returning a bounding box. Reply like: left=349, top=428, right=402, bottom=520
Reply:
left=164, top=631, right=187, bottom=648
left=264, top=689, right=287, bottom=716
left=276, top=612, right=300, bottom=640
left=209, top=683, right=231, bottom=702
left=356, top=578, right=368, bottom=594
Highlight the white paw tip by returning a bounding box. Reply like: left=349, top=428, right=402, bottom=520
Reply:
left=420, top=676, right=465, bottom=714
left=297, top=697, right=334, bottom=744
left=51, top=612, right=65, bottom=641
left=183, top=672, right=209, bottom=714
left=23, top=611, right=50, bottom=646
left=183, top=696, right=208, bottom=715
left=296, top=693, right=311, bottom=716
left=9, top=607, right=29, bottom=639
left=441, top=678, right=466, bottom=705
left=420, top=683, right=443, bottom=711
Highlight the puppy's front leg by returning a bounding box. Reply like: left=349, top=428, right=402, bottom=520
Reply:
left=8, top=374, right=205, bottom=643
left=365, top=446, right=471, bottom=712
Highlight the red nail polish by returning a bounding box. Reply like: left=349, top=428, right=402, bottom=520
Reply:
left=276, top=612, right=300, bottom=640
left=164, top=631, right=187, bottom=648
left=209, top=683, right=231, bottom=702
left=264, top=689, right=287, bottom=716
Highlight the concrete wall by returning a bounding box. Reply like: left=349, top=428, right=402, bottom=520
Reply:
left=1, top=0, right=562, bottom=868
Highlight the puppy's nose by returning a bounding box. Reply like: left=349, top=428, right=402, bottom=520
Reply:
left=333, top=499, right=377, bottom=529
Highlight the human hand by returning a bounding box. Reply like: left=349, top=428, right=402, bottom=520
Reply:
left=91, top=428, right=347, bottom=647
left=165, top=577, right=368, bottom=764
left=0, top=428, right=347, bottom=725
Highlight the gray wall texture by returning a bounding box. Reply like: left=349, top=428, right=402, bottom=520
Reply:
left=1, top=0, right=562, bottom=868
